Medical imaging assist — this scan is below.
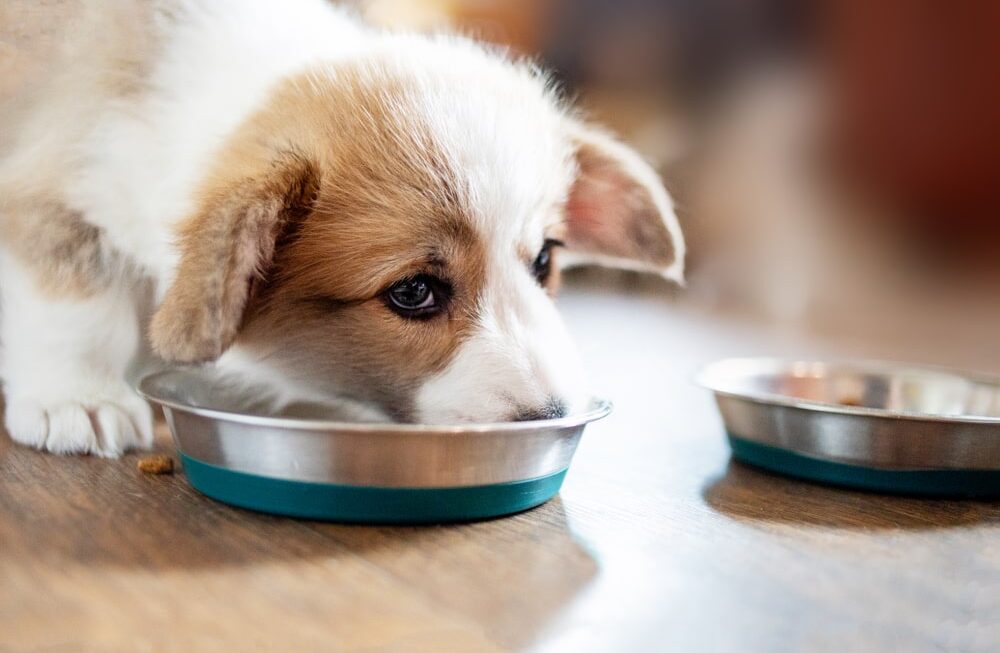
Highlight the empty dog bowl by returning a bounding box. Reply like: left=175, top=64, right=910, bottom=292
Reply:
left=138, top=368, right=611, bottom=523
left=699, top=358, right=1000, bottom=497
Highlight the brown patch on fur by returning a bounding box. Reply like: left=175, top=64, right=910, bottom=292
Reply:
left=0, top=203, right=117, bottom=298
left=151, top=62, right=490, bottom=418
left=565, top=128, right=677, bottom=269
left=240, top=210, right=487, bottom=418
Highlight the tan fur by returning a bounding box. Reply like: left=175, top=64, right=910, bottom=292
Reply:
left=0, top=202, right=117, bottom=298
left=239, top=216, right=488, bottom=419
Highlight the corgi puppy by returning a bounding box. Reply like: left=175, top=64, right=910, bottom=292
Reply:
left=0, top=0, right=683, bottom=457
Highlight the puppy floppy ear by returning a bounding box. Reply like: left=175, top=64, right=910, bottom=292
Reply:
left=150, top=155, right=319, bottom=363
left=562, top=122, right=685, bottom=282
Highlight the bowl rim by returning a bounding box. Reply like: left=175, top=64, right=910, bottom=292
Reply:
left=697, top=356, right=1000, bottom=425
left=138, top=369, right=612, bottom=433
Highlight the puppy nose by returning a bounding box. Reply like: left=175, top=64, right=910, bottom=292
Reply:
left=512, top=399, right=568, bottom=422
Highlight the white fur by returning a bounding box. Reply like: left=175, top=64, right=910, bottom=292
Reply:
left=214, top=348, right=392, bottom=423
left=0, top=252, right=152, bottom=456
left=417, top=273, right=589, bottom=423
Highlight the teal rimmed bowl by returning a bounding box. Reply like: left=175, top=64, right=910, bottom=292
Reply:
left=139, top=368, right=611, bottom=523
left=699, top=357, right=1000, bottom=497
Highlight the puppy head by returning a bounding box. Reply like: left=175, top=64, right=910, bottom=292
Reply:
left=150, top=38, right=684, bottom=422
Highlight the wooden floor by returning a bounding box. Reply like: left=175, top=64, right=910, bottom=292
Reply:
left=2, top=277, right=999, bottom=652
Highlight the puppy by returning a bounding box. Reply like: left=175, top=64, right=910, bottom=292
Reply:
left=0, top=0, right=684, bottom=457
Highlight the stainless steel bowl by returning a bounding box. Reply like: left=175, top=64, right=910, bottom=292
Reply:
left=139, top=368, right=611, bottom=522
left=698, top=358, right=1000, bottom=496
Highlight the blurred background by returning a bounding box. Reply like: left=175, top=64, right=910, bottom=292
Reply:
left=351, top=0, right=1000, bottom=370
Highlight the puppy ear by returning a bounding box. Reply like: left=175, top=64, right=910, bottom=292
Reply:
left=150, top=155, right=319, bottom=363
left=562, top=122, right=685, bottom=282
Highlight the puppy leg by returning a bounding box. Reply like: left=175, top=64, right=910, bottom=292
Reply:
left=0, top=209, right=152, bottom=457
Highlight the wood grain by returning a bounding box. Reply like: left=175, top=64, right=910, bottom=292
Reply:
left=2, top=276, right=999, bottom=652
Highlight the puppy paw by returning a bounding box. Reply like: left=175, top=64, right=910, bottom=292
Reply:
left=4, top=387, right=153, bottom=458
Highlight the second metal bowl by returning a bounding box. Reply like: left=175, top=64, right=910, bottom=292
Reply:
left=139, top=368, right=611, bottom=523
left=699, top=358, right=1000, bottom=496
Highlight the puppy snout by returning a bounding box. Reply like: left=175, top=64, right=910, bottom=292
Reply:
left=512, top=398, right=568, bottom=422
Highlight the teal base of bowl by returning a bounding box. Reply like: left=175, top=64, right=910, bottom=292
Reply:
left=180, top=453, right=567, bottom=523
left=728, top=435, right=1000, bottom=498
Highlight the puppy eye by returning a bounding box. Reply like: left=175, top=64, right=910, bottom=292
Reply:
left=385, top=275, right=447, bottom=318
left=532, top=239, right=562, bottom=284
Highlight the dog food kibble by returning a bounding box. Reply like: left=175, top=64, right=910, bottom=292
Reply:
left=838, top=396, right=863, bottom=407
left=137, top=454, right=175, bottom=475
